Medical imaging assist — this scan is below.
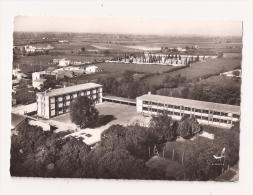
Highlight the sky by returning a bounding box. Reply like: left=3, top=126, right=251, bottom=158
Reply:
left=14, top=16, right=242, bottom=36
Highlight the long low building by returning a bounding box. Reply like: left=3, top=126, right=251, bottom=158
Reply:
left=136, top=93, right=240, bottom=128
left=37, top=83, right=103, bottom=119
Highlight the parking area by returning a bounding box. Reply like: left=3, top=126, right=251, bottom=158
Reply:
left=49, top=102, right=151, bottom=145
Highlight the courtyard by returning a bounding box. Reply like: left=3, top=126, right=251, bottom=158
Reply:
left=49, top=102, right=151, bottom=145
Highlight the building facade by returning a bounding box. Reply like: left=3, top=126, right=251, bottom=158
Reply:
left=85, top=65, right=98, bottom=74
left=36, top=83, right=103, bottom=119
left=58, top=58, right=71, bottom=67
left=136, top=93, right=240, bottom=129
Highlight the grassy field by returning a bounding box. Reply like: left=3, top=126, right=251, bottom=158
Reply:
left=196, top=75, right=241, bottom=88
left=96, top=62, right=178, bottom=74
left=143, top=57, right=242, bottom=86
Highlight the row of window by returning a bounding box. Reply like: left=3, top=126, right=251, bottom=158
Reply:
left=49, top=88, right=102, bottom=104
left=142, top=101, right=239, bottom=118
left=143, top=107, right=233, bottom=124
left=50, top=97, right=101, bottom=117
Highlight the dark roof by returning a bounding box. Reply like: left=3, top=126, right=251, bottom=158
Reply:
left=138, top=94, right=240, bottom=114
left=11, top=113, right=26, bottom=129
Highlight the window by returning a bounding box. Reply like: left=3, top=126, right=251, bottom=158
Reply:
left=66, top=101, right=70, bottom=106
left=151, top=108, right=157, bottom=112
left=50, top=104, right=55, bottom=109
left=58, top=97, right=63, bottom=102
left=58, top=103, right=63, bottom=108
left=50, top=98, right=55, bottom=103
left=174, top=111, right=180, bottom=116
left=185, top=107, right=191, bottom=111
left=158, top=103, right=164, bottom=107
left=73, top=94, right=77, bottom=98
left=221, top=119, right=228, bottom=124
left=202, top=116, right=208, bottom=121
left=221, top=112, right=227, bottom=116
left=195, top=109, right=201, bottom=113
left=202, top=109, right=209, bottom=114
left=213, top=118, right=220, bottom=122
left=213, top=111, right=220, bottom=116
left=233, top=114, right=240, bottom=119
left=87, top=91, right=90, bottom=95
left=66, top=95, right=70, bottom=100
left=51, top=110, right=55, bottom=116
left=143, top=107, right=148, bottom=111
left=174, top=105, right=180, bottom=109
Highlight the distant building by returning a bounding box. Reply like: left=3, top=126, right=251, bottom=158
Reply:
left=24, top=45, right=36, bottom=53
left=33, top=79, right=47, bottom=89
left=12, top=68, right=27, bottom=80
left=36, top=83, right=103, bottom=119
left=220, top=69, right=241, bottom=78
left=72, top=61, right=83, bottom=66
left=136, top=93, right=240, bottom=129
left=58, top=58, right=71, bottom=67
left=58, top=40, right=68, bottom=43
left=32, top=71, right=46, bottom=81
left=32, top=71, right=47, bottom=89
left=85, top=65, right=99, bottom=74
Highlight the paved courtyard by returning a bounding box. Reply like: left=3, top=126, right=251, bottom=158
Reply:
left=49, top=102, right=151, bottom=145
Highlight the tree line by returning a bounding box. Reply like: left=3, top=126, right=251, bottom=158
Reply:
left=11, top=112, right=239, bottom=180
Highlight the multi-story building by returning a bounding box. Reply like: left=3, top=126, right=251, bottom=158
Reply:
left=36, top=83, right=103, bottom=119
left=136, top=93, right=240, bottom=129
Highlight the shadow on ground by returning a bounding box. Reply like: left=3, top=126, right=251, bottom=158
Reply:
left=90, top=115, right=117, bottom=128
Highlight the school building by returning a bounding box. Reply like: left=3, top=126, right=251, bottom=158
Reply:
left=36, top=83, right=102, bottom=119
left=136, top=93, right=240, bottom=128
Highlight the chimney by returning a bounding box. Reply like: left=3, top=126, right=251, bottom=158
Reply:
left=148, top=91, right=151, bottom=95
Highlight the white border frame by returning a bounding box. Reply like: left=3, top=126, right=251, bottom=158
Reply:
left=0, top=1, right=252, bottom=195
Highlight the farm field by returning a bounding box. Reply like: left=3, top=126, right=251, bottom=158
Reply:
left=96, top=62, right=178, bottom=74
left=196, top=75, right=241, bottom=88
left=143, top=57, right=242, bottom=86
left=64, top=72, right=116, bottom=85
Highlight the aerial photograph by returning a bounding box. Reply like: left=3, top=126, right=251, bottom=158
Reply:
left=11, top=16, right=241, bottom=181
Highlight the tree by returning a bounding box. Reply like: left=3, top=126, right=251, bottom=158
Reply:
left=177, top=116, right=202, bottom=139
left=69, top=96, right=99, bottom=128
left=122, top=70, right=134, bottom=83
left=149, top=112, right=178, bottom=142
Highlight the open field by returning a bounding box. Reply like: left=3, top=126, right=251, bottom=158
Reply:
left=63, top=72, right=116, bottom=85
left=143, top=57, right=242, bottom=86
left=96, top=62, right=178, bottom=74
left=196, top=75, right=241, bottom=88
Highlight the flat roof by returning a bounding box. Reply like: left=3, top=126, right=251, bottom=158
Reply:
left=34, top=79, right=47, bottom=82
left=137, top=94, right=240, bottom=114
left=103, top=95, right=136, bottom=103
left=37, top=83, right=102, bottom=97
